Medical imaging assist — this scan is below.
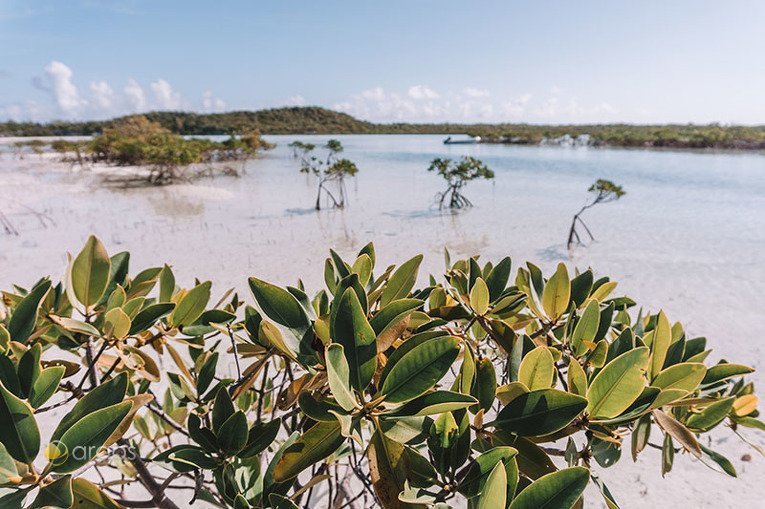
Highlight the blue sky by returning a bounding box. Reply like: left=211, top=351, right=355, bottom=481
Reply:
left=1, top=0, right=764, bottom=124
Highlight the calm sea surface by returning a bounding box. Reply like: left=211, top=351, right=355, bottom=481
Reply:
left=1, top=134, right=763, bottom=506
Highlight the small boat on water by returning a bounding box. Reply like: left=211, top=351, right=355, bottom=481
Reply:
left=443, top=135, right=481, bottom=145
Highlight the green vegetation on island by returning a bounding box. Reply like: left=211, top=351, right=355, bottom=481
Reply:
left=3, top=107, right=765, bottom=150
left=35, top=115, right=273, bottom=185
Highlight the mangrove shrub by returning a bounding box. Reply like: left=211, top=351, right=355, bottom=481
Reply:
left=0, top=237, right=760, bottom=508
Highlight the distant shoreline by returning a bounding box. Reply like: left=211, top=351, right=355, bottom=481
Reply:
left=2, top=106, right=765, bottom=151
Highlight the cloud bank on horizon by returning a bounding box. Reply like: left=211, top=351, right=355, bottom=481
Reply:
left=1, top=59, right=620, bottom=124
left=8, top=60, right=227, bottom=121
left=1, top=1, right=763, bottom=124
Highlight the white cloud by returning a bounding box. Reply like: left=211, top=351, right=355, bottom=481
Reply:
left=464, top=87, right=490, bottom=98
left=337, top=85, right=518, bottom=122
left=535, top=97, right=559, bottom=118
left=124, top=78, right=146, bottom=112
left=43, top=61, right=85, bottom=115
left=202, top=90, right=226, bottom=112
left=503, top=94, right=532, bottom=118
left=407, top=85, right=440, bottom=100
left=89, top=80, right=115, bottom=111
left=150, top=79, right=182, bottom=110
left=286, top=95, right=306, bottom=106
left=360, top=87, right=386, bottom=101
left=334, top=87, right=419, bottom=121
left=0, top=103, right=23, bottom=121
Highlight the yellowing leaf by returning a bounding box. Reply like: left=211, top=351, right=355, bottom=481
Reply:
left=652, top=409, right=701, bottom=458
left=104, top=307, right=131, bottom=340
left=587, top=347, right=649, bottom=419
left=470, top=277, right=490, bottom=316
left=541, top=263, right=570, bottom=321
left=518, top=347, right=554, bottom=391
left=477, top=461, right=507, bottom=509
left=649, top=311, right=672, bottom=379
left=732, top=395, right=757, bottom=417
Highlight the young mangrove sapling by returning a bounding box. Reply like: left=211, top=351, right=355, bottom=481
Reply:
left=567, top=178, right=625, bottom=249
left=295, top=139, right=359, bottom=210
left=427, top=156, right=495, bottom=209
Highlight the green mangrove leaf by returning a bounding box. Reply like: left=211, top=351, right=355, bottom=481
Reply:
left=386, top=390, right=477, bottom=417
left=28, top=366, right=65, bottom=409
left=29, top=474, right=73, bottom=509
left=653, top=363, right=707, bottom=392
left=542, top=263, right=570, bottom=321
left=0, top=443, right=18, bottom=484
left=570, top=299, right=600, bottom=355
left=569, top=270, right=594, bottom=308
left=352, top=253, right=373, bottom=287
left=485, top=257, right=512, bottom=301
left=380, top=254, right=423, bottom=307
left=239, top=418, right=282, bottom=458
left=103, top=307, right=131, bottom=339
left=71, top=235, right=111, bottom=309
left=8, top=279, right=51, bottom=343
left=158, top=264, right=176, bottom=303
left=472, top=357, right=497, bottom=413
left=685, top=397, right=735, bottom=431
left=518, top=347, right=554, bottom=391
left=0, top=381, right=40, bottom=463
left=567, top=360, right=587, bottom=397
left=701, top=363, right=754, bottom=385
left=129, top=302, right=175, bottom=335
left=70, top=477, right=123, bottom=509
left=330, top=288, right=377, bottom=392
left=380, top=336, right=460, bottom=404
left=249, top=277, right=312, bottom=359
left=508, top=466, right=589, bottom=509
left=470, top=277, right=490, bottom=316
left=273, top=420, right=344, bottom=482
left=493, top=389, right=587, bottom=437
left=51, top=373, right=128, bottom=441
left=477, top=461, right=507, bottom=509
left=325, top=344, right=359, bottom=411
left=649, top=311, right=672, bottom=378
left=217, top=411, right=248, bottom=456
left=170, top=281, right=212, bottom=328
left=53, top=401, right=132, bottom=473
left=700, top=444, right=736, bottom=477
left=587, top=347, right=649, bottom=419
left=458, top=446, right=519, bottom=501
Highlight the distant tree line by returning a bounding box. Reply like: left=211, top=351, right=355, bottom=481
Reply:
left=2, top=106, right=765, bottom=149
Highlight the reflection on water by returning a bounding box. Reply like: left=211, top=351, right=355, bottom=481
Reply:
left=146, top=188, right=206, bottom=218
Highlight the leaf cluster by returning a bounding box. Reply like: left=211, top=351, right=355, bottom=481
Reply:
left=0, top=237, right=760, bottom=508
